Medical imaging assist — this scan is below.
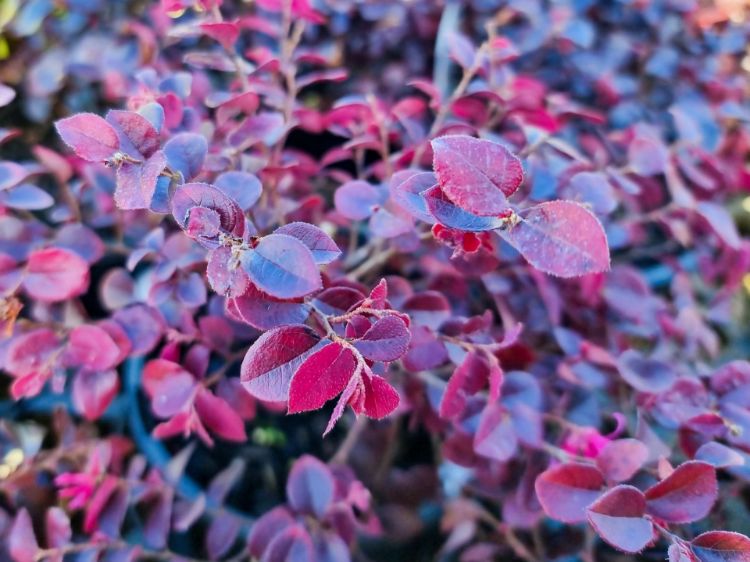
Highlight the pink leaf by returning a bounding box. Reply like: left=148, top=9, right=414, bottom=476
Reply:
left=431, top=135, right=523, bottom=217
left=644, top=461, right=718, bottom=523
left=23, top=247, right=90, bottom=302
left=499, top=201, right=610, bottom=277
left=65, top=324, right=122, bottom=371
left=241, top=325, right=323, bottom=402
left=474, top=402, right=518, bottom=462
left=207, top=246, right=250, bottom=298
left=586, top=485, right=654, bottom=553
left=535, top=463, right=605, bottom=523
left=288, top=342, right=357, bottom=413
left=105, top=109, right=160, bottom=158
left=596, top=438, right=649, bottom=482
left=354, top=316, right=410, bottom=362
left=194, top=388, right=247, bottom=442
left=55, top=113, right=120, bottom=162
left=9, top=509, right=39, bottom=562
left=72, top=369, right=120, bottom=421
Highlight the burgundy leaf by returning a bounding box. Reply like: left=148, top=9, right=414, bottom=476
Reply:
left=55, top=113, right=120, bottom=162
left=195, top=388, right=247, bottom=442
left=230, top=283, right=310, bottom=330
left=431, top=135, right=523, bottom=216
left=691, top=532, right=750, bottom=562
left=535, top=463, right=605, bottom=523
left=354, top=315, right=410, bottom=362
left=644, top=461, right=718, bottom=523
left=498, top=201, right=610, bottom=277
left=242, top=234, right=322, bottom=299
left=241, top=325, right=323, bottom=402
left=586, top=485, right=654, bottom=553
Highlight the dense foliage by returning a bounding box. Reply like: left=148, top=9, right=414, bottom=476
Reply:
left=1, top=0, right=750, bottom=560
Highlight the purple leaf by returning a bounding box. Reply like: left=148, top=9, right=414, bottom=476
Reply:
left=207, top=246, right=250, bottom=298
left=431, top=135, right=523, bottom=216
left=206, top=511, right=240, bottom=560
left=498, top=200, right=610, bottom=277
left=275, top=222, right=341, bottom=265
left=696, top=201, right=741, bottom=249
left=474, top=401, right=518, bottom=462
left=261, top=524, right=315, bottom=562
left=334, top=180, right=384, bottom=220
left=695, top=442, right=745, bottom=468
left=241, top=325, right=323, bottom=402
left=9, top=509, right=39, bottom=562
left=535, top=463, right=605, bottom=523
left=286, top=455, right=335, bottom=517
left=389, top=170, right=436, bottom=223
left=354, top=316, right=410, bottom=362
left=586, top=485, right=654, bottom=553
left=644, top=461, right=718, bottom=523
left=423, top=185, right=508, bottom=231
left=55, top=113, right=120, bottom=162
left=617, top=350, right=677, bottom=394
left=164, top=132, right=207, bottom=180
left=171, top=182, right=244, bottom=247
left=215, top=170, right=262, bottom=210
left=242, top=234, right=322, bottom=299
left=248, top=507, right=295, bottom=558
left=0, top=183, right=54, bottom=210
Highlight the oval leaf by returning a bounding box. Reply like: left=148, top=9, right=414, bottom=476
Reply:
left=535, top=463, right=605, bottom=523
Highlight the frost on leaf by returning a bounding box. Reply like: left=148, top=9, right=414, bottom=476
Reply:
left=498, top=201, right=610, bottom=277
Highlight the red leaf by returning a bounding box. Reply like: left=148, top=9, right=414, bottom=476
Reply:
left=72, top=369, right=120, bottom=421
left=431, top=135, right=523, bottom=217
left=288, top=342, right=357, bottom=413
left=691, top=532, right=750, bottom=562
left=55, top=113, right=120, bottom=162
left=535, top=463, right=605, bottom=523
left=586, top=485, right=654, bottom=553
left=23, top=247, right=90, bottom=302
left=498, top=200, right=610, bottom=277
left=354, top=315, right=411, bottom=362
left=240, top=325, right=323, bottom=402
left=194, top=388, right=247, bottom=442
left=362, top=372, right=400, bottom=419
left=596, top=438, right=649, bottom=482
left=644, top=461, right=718, bottom=523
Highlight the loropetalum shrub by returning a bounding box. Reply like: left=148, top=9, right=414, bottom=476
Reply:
left=1, top=0, right=750, bottom=560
